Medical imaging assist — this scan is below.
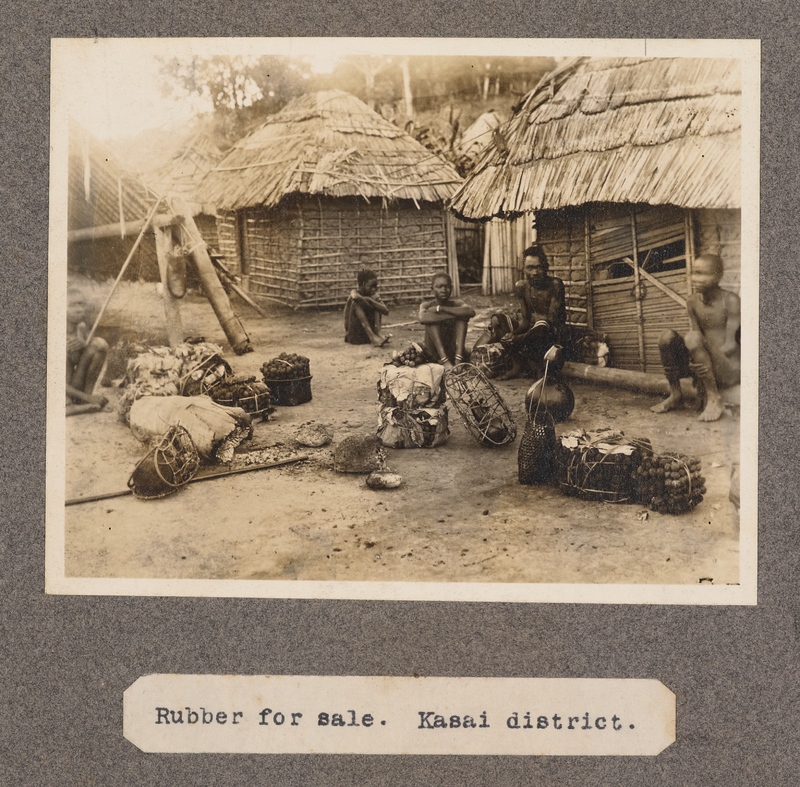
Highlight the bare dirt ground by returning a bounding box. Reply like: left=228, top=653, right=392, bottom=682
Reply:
left=62, top=282, right=741, bottom=587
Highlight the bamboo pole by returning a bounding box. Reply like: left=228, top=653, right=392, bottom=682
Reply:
left=445, top=211, right=460, bottom=297
left=685, top=209, right=696, bottom=298
left=584, top=209, right=594, bottom=331
left=67, top=213, right=176, bottom=243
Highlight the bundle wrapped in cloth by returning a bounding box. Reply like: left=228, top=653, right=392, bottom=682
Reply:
left=129, top=395, right=252, bottom=463
left=376, top=362, right=449, bottom=449
left=117, top=341, right=227, bottom=424
left=377, top=362, right=445, bottom=409
left=376, top=405, right=450, bottom=449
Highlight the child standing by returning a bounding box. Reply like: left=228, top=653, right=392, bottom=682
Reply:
left=343, top=268, right=391, bottom=346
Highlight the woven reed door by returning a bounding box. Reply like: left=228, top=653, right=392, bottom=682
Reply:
left=588, top=204, right=692, bottom=373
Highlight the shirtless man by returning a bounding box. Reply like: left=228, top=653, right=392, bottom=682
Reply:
left=418, top=272, right=475, bottom=369
left=343, top=268, right=391, bottom=347
left=66, top=292, right=109, bottom=412
left=499, top=245, right=566, bottom=379
left=650, top=254, right=741, bottom=422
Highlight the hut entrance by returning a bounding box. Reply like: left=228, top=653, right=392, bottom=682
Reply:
left=451, top=216, right=484, bottom=287
left=536, top=203, right=695, bottom=373
left=587, top=204, right=693, bottom=373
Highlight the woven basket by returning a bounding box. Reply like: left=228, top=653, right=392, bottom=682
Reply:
left=517, top=413, right=556, bottom=485
left=263, top=375, right=313, bottom=406
left=443, top=363, right=517, bottom=447
left=179, top=353, right=232, bottom=397
left=471, top=342, right=513, bottom=379
left=211, top=383, right=273, bottom=420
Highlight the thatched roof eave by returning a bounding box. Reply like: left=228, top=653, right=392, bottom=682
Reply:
left=451, top=57, right=742, bottom=221
left=197, top=90, right=462, bottom=211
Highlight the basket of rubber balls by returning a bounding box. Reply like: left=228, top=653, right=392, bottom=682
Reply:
left=260, top=353, right=312, bottom=406
left=209, top=375, right=274, bottom=421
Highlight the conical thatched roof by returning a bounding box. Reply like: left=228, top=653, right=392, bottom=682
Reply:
left=197, top=90, right=463, bottom=211
left=450, top=57, right=741, bottom=220
left=146, top=131, right=225, bottom=202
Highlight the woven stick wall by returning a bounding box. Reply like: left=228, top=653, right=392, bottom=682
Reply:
left=696, top=209, right=741, bottom=293
left=534, top=206, right=589, bottom=328
left=215, top=211, right=239, bottom=271
left=234, top=196, right=449, bottom=308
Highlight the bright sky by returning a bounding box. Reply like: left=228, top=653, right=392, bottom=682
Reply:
left=51, top=37, right=685, bottom=142
left=53, top=39, right=212, bottom=141
left=51, top=38, right=392, bottom=141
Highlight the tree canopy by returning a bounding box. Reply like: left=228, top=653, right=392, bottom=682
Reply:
left=158, top=53, right=556, bottom=168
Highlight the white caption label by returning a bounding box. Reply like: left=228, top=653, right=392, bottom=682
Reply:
left=124, top=675, right=675, bottom=756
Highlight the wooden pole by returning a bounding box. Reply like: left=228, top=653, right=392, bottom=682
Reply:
left=684, top=209, right=696, bottom=298
left=210, top=257, right=271, bottom=317
left=153, top=225, right=185, bottom=346
left=65, top=454, right=310, bottom=507
left=67, top=214, right=176, bottom=243
left=583, top=208, right=594, bottom=331
left=561, top=361, right=696, bottom=398
left=84, top=198, right=164, bottom=346
left=629, top=207, right=647, bottom=372
left=171, top=196, right=252, bottom=355
left=445, top=211, right=460, bottom=296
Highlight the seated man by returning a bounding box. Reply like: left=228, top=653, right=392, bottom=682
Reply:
left=66, top=291, right=108, bottom=411
left=418, top=272, right=475, bottom=369
left=343, top=268, right=391, bottom=347
left=651, top=253, right=740, bottom=422
left=499, top=244, right=566, bottom=379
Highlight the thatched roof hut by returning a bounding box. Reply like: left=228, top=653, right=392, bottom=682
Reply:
left=68, top=120, right=161, bottom=279
left=449, top=57, right=742, bottom=373
left=450, top=56, right=740, bottom=219
left=145, top=131, right=225, bottom=212
left=198, top=90, right=464, bottom=308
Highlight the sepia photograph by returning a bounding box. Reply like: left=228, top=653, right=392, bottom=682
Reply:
left=47, top=37, right=759, bottom=603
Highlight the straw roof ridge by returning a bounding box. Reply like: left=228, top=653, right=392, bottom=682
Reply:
left=198, top=89, right=462, bottom=210
left=450, top=56, right=742, bottom=218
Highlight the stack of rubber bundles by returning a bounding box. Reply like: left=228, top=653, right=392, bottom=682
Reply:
left=633, top=451, right=706, bottom=514
left=376, top=360, right=449, bottom=449
left=554, top=430, right=648, bottom=503
left=209, top=374, right=273, bottom=421
left=116, top=342, right=226, bottom=423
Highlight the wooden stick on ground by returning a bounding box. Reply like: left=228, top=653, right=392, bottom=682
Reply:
left=65, top=454, right=309, bottom=506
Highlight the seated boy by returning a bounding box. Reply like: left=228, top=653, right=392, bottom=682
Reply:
left=498, top=244, right=566, bottom=379
left=650, top=253, right=740, bottom=422
left=418, top=272, right=475, bottom=369
left=343, top=268, right=391, bottom=347
left=66, top=291, right=108, bottom=409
